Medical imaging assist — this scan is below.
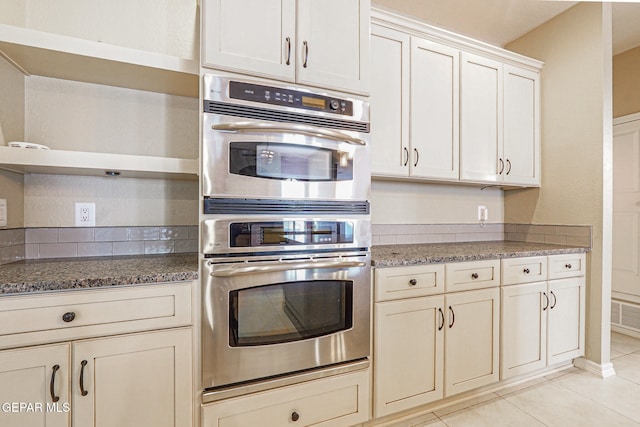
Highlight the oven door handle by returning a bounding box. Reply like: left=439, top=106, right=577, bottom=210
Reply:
left=211, top=122, right=367, bottom=146
left=209, top=259, right=367, bottom=277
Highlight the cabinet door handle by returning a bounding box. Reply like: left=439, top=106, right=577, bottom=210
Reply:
left=523, top=268, right=530, bottom=274
left=403, top=147, right=409, bottom=166
left=550, top=291, right=557, bottom=309
left=438, top=308, right=445, bottom=331
left=498, top=158, right=505, bottom=174
left=542, top=292, right=549, bottom=311
left=565, top=263, right=572, bottom=269
left=409, top=278, right=417, bottom=287
left=448, top=306, right=455, bottom=328
left=471, top=272, right=479, bottom=279
left=285, top=37, right=292, bottom=65
left=302, top=41, right=309, bottom=68
left=414, top=148, right=419, bottom=167
left=79, top=360, right=89, bottom=396
left=506, top=159, right=512, bottom=175
left=50, top=364, right=60, bottom=403
left=62, top=312, right=76, bottom=323
left=291, top=411, right=300, bottom=422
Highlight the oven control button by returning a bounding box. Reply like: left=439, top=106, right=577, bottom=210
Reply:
left=329, top=100, right=339, bottom=110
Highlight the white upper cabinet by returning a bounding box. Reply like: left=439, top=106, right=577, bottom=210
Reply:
left=460, top=53, right=503, bottom=184
left=370, top=8, right=542, bottom=188
left=503, top=65, right=541, bottom=186
left=411, top=39, right=460, bottom=180
left=202, top=0, right=296, bottom=81
left=202, top=0, right=370, bottom=95
left=370, top=25, right=410, bottom=177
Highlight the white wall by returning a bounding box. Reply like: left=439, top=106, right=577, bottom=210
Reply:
left=505, top=3, right=613, bottom=367
left=0, top=57, right=26, bottom=229
left=371, top=180, right=503, bottom=224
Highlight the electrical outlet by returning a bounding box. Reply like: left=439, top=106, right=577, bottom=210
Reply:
left=478, top=205, right=488, bottom=222
left=75, top=202, right=96, bottom=227
left=0, top=199, right=7, bottom=227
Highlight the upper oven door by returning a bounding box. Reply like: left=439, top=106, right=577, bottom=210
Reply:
left=202, top=113, right=370, bottom=201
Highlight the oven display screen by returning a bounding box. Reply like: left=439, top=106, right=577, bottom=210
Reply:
left=230, top=221, right=354, bottom=247
left=301, top=96, right=326, bottom=109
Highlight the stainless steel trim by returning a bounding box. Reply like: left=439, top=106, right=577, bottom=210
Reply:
left=210, top=259, right=367, bottom=277
left=202, top=360, right=369, bottom=403
left=211, top=122, right=367, bottom=146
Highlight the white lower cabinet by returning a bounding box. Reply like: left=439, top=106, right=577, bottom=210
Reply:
left=444, top=288, right=500, bottom=397
left=201, top=369, right=370, bottom=427
left=373, top=262, right=500, bottom=418
left=501, top=255, right=586, bottom=380
left=0, top=283, right=194, bottom=427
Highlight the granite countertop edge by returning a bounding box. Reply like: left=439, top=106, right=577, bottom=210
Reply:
left=0, top=253, right=199, bottom=296
left=371, top=241, right=590, bottom=268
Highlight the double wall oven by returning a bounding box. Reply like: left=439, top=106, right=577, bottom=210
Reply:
left=200, top=75, right=372, bottom=401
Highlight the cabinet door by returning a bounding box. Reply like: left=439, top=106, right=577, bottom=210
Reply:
left=370, top=25, right=410, bottom=177
left=296, top=0, right=370, bottom=94
left=548, top=278, right=585, bottom=365
left=444, top=288, right=499, bottom=397
left=0, top=344, right=70, bottom=427
left=374, top=295, right=444, bottom=418
left=503, top=65, right=540, bottom=186
left=72, top=328, right=192, bottom=427
left=202, top=0, right=296, bottom=81
left=460, top=53, right=503, bottom=184
left=500, top=282, right=547, bottom=380
left=410, top=38, right=459, bottom=180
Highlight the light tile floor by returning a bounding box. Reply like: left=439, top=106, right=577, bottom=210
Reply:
left=396, top=332, right=640, bottom=427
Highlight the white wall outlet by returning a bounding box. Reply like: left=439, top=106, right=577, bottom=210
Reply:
left=75, top=202, right=96, bottom=227
left=0, top=199, right=7, bottom=227
left=478, top=205, right=488, bottom=222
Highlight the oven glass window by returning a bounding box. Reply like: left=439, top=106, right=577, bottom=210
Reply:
left=229, top=280, right=353, bottom=346
left=229, top=221, right=354, bottom=247
left=229, top=142, right=353, bottom=181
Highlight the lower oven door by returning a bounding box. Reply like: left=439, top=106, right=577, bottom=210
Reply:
left=202, top=251, right=371, bottom=391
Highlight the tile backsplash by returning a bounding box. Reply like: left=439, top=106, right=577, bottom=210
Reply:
left=0, top=228, right=26, bottom=265
left=24, top=226, right=199, bottom=259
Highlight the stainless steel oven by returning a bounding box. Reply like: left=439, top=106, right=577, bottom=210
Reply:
left=201, top=216, right=371, bottom=401
left=202, top=74, right=370, bottom=203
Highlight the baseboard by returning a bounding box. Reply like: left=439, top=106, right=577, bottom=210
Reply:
left=574, top=357, right=616, bottom=378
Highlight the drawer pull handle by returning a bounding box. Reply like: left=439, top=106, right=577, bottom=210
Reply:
left=50, top=364, right=60, bottom=403
left=543, top=292, right=549, bottom=311
left=80, top=360, right=89, bottom=396
left=523, top=268, right=530, bottom=274
left=403, top=147, right=409, bottom=166
left=438, top=308, right=445, bottom=331
left=449, top=306, right=455, bottom=328
left=550, top=291, right=557, bottom=309
left=409, top=278, right=417, bottom=287
left=565, top=263, right=572, bottom=269
left=471, top=272, right=479, bottom=279
left=291, top=411, right=300, bottom=422
left=302, top=41, right=309, bottom=68
left=62, top=312, right=76, bottom=323
left=285, top=37, right=291, bottom=65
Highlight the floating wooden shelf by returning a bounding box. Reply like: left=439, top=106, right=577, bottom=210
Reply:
left=0, top=146, right=198, bottom=180
left=0, top=24, right=199, bottom=97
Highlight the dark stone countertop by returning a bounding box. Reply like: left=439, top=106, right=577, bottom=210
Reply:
left=372, top=241, right=590, bottom=267
left=0, top=253, right=198, bottom=296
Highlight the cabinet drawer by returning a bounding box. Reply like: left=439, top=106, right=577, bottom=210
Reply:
left=202, top=369, right=370, bottom=427
left=445, top=260, right=500, bottom=292
left=501, top=256, right=547, bottom=285
left=548, top=253, right=586, bottom=279
left=0, top=283, right=192, bottom=349
left=375, top=264, right=445, bottom=301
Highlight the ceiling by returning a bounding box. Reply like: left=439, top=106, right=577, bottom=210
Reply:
left=372, top=0, right=640, bottom=55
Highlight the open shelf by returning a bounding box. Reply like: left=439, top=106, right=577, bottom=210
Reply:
left=0, top=146, right=198, bottom=180
left=0, top=24, right=199, bottom=97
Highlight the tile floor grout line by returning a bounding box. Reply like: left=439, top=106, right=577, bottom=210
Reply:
left=497, top=392, right=551, bottom=426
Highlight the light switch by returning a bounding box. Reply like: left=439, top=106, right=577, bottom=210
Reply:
left=0, top=199, right=7, bottom=227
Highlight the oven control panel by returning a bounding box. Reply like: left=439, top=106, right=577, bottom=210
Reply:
left=229, top=81, right=354, bottom=116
